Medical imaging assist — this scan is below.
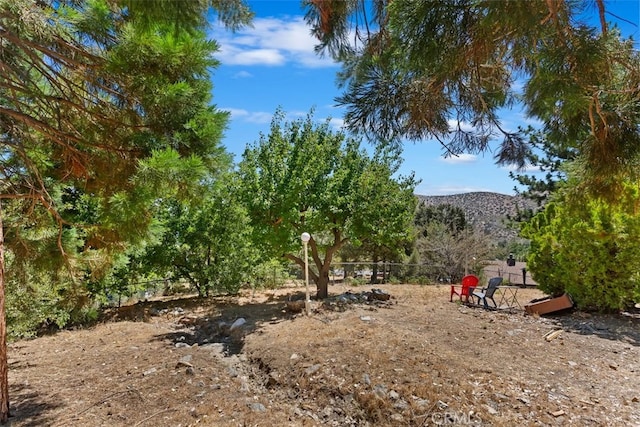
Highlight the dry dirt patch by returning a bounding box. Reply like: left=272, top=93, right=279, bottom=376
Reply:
left=7, top=284, right=640, bottom=426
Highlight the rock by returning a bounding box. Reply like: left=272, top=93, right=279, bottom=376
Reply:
left=290, top=353, right=300, bottom=360
left=175, top=342, right=190, bottom=349
left=393, top=400, right=409, bottom=410
left=362, top=374, right=371, bottom=385
left=185, top=366, right=195, bottom=375
left=370, top=289, right=391, bottom=301
left=177, top=355, right=193, bottom=368
left=373, top=384, right=387, bottom=399
left=360, top=316, right=372, bottom=322
left=389, top=390, right=400, bottom=400
left=305, top=364, right=321, bottom=376
left=414, top=398, right=430, bottom=410
left=485, top=404, right=498, bottom=415
left=142, top=367, right=157, bottom=376
left=248, top=402, right=266, bottom=412
left=201, top=343, right=225, bottom=354
left=494, top=393, right=509, bottom=401
left=230, top=318, right=246, bottom=331
left=390, top=413, right=404, bottom=422
left=321, top=406, right=333, bottom=417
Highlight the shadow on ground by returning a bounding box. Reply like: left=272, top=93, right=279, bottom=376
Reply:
left=144, top=290, right=307, bottom=355
left=8, top=383, right=62, bottom=427
left=548, top=311, right=640, bottom=347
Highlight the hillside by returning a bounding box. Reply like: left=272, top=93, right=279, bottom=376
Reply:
left=416, top=191, right=537, bottom=242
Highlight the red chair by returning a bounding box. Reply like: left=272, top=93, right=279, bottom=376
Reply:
left=450, top=274, right=479, bottom=303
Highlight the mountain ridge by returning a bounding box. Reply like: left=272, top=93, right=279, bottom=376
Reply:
left=415, top=191, right=536, bottom=242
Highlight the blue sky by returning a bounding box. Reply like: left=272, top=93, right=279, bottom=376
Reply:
left=209, top=0, right=640, bottom=196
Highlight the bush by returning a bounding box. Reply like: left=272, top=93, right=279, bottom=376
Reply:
left=523, top=187, right=640, bottom=311
left=250, top=259, right=290, bottom=290
left=346, top=277, right=367, bottom=287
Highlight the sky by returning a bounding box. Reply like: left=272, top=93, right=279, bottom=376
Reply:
left=209, top=0, right=640, bottom=196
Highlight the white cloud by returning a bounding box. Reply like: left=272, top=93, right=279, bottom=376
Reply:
left=232, top=70, right=253, bottom=79
left=221, top=108, right=272, bottom=124
left=220, top=47, right=285, bottom=65
left=210, top=17, right=337, bottom=68
left=447, top=119, right=474, bottom=133
left=439, top=153, right=477, bottom=164
left=328, top=117, right=345, bottom=131
left=502, top=163, right=543, bottom=174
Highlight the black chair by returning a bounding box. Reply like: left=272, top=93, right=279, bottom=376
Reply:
left=472, top=277, right=503, bottom=309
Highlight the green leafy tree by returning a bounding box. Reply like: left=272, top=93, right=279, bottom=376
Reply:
left=0, top=0, right=252, bottom=421
left=238, top=109, right=417, bottom=299
left=522, top=179, right=640, bottom=311
left=414, top=203, right=467, bottom=236
left=303, top=0, right=640, bottom=198
left=138, top=175, right=256, bottom=297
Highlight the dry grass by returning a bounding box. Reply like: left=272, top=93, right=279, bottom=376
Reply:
left=7, top=284, right=640, bottom=426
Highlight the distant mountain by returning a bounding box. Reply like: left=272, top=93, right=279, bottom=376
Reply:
left=416, top=192, right=537, bottom=242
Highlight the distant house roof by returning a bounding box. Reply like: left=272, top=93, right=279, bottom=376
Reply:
left=482, top=259, right=538, bottom=286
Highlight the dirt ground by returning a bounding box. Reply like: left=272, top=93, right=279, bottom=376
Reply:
left=7, top=283, right=640, bottom=426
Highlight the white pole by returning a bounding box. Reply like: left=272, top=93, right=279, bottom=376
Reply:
left=301, top=232, right=311, bottom=316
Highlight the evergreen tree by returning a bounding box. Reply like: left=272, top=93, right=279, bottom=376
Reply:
left=303, top=0, right=640, bottom=199
left=0, top=0, right=252, bottom=421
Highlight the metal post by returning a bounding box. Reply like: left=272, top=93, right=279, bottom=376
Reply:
left=301, top=232, right=311, bottom=315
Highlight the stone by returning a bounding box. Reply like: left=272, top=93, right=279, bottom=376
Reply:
left=248, top=402, right=266, bottom=412
left=142, top=367, right=157, bottom=376
left=485, top=404, right=498, bottom=415
left=230, top=318, right=246, bottom=331
left=362, top=374, right=371, bottom=385
left=305, top=364, right=321, bottom=376
left=373, top=384, right=387, bottom=398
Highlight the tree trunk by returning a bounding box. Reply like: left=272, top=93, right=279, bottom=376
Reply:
left=316, top=269, right=330, bottom=299
left=371, top=255, right=379, bottom=284
left=0, top=201, right=9, bottom=423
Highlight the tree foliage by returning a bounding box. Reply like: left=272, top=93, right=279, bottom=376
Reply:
left=137, top=175, right=256, bottom=298
left=414, top=202, right=467, bottom=236
left=0, top=1, right=252, bottom=420
left=238, top=109, right=417, bottom=298
left=522, top=179, right=640, bottom=311
left=303, top=0, right=640, bottom=198
left=0, top=0, right=250, bottom=316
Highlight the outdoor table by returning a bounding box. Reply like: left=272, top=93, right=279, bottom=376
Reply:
left=496, top=286, right=522, bottom=311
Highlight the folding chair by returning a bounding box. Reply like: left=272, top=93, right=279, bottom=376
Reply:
left=472, top=277, right=503, bottom=309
